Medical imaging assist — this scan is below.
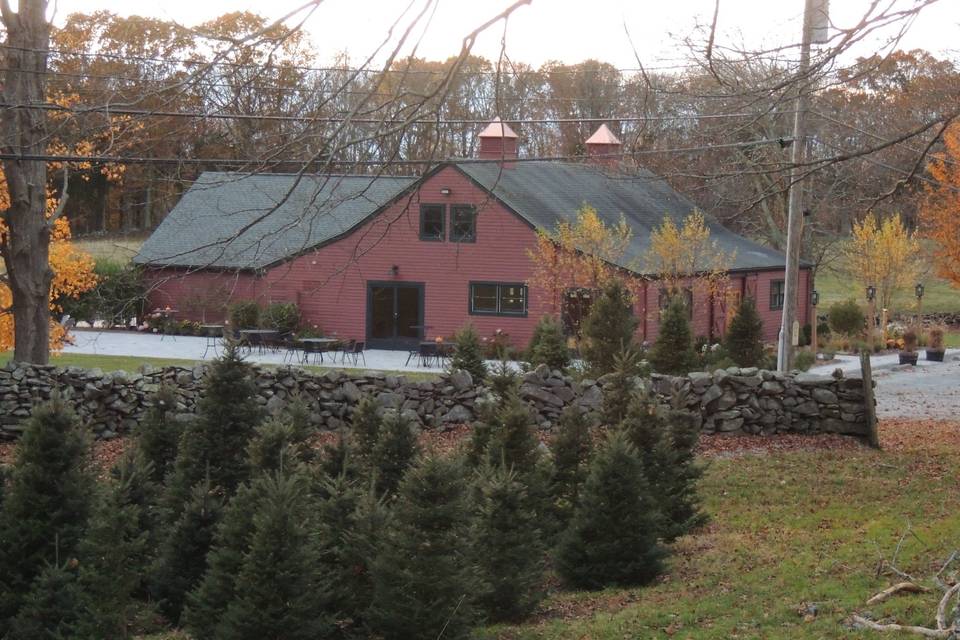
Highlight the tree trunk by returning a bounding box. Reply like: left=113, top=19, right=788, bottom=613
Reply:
left=0, top=0, right=53, bottom=364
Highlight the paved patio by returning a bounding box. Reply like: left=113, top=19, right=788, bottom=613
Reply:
left=63, top=329, right=455, bottom=373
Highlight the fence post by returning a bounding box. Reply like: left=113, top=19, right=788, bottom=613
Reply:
left=860, top=351, right=879, bottom=448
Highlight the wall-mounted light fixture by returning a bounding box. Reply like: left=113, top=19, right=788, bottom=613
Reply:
left=440, top=187, right=451, bottom=196
left=811, top=289, right=819, bottom=307
left=390, top=265, right=399, bottom=276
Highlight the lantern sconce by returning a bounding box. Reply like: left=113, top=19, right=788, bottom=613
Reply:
left=390, top=265, right=399, bottom=276
left=811, top=289, right=819, bottom=307
left=865, top=285, right=876, bottom=302
left=440, top=187, right=451, bottom=196
left=915, top=283, right=925, bottom=299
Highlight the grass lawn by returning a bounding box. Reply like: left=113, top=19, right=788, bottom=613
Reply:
left=486, top=421, right=960, bottom=639
left=816, top=260, right=959, bottom=315
left=0, top=351, right=441, bottom=381
left=74, top=234, right=147, bottom=264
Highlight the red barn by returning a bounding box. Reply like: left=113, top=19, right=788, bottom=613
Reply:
left=135, top=122, right=812, bottom=350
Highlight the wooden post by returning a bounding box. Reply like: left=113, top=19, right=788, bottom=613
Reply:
left=860, top=351, right=880, bottom=449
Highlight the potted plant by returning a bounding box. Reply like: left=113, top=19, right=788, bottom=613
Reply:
left=899, top=328, right=919, bottom=365
left=926, top=326, right=946, bottom=362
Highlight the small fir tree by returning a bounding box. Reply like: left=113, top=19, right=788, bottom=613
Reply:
left=471, top=463, right=545, bottom=622
left=350, top=395, right=382, bottom=461
left=724, top=297, right=765, bottom=367
left=315, top=474, right=390, bottom=628
left=367, top=454, right=481, bottom=640
left=109, top=449, right=164, bottom=554
left=0, top=397, right=95, bottom=632
left=601, top=345, right=645, bottom=426
left=209, top=474, right=332, bottom=640
left=150, top=481, right=223, bottom=624
left=136, top=385, right=182, bottom=483
left=581, top=278, right=638, bottom=376
left=550, top=406, right=593, bottom=525
left=482, top=392, right=540, bottom=471
left=450, top=323, right=488, bottom=382
left=183, top=477, right=272, bottom=639
left=370, top=411, right=420, bottom=498
left=619, top=386, right=706, bottom=540
left=648, top=297, right=698, bottom=375
left=487, top=358, right=520, bottom=399
left=73, top=482, right=148, bottom=639
left=555, top=431, right=665, bottom=590
left=527, top=315, right=570, bottom=371
left=6, top=562, right=86, bottom=640
left=245, top=418, right=310, bottom=475
left=164, top=342, right=263, bottom=517
left=318, top=428, right=357, bottom=482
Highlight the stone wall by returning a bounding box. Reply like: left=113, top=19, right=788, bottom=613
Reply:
left=0, top=361, right=871, bottom=440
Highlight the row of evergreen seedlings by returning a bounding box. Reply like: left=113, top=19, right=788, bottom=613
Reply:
left=0, top=342, right=704, bottom=639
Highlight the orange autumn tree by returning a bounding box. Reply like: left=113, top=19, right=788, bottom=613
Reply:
left=526, top=204, right=634, bottom=313
left=0, top=176, right=97, bottom=352
left=921, top=122, right=960, bottom=286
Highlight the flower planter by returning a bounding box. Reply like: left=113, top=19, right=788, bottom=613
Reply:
left=925, top=349, right=945, bottom=362
left=899, top=351, right=918, bottom=366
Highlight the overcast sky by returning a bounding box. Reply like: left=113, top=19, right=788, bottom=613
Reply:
left=43, top=0, right=959, bottom=69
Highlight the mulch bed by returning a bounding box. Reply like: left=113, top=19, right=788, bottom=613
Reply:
left=1, top=418, right=957, bottom=474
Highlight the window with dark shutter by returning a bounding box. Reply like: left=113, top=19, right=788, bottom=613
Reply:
left=770, top=280, right=785, bottom=310
left=469, top=282, right=527, bottom=316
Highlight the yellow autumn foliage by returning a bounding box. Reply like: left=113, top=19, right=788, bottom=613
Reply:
left=844, top=213, right=921, bottom=311
left=526, top=205, right=634, bottom=313
left=646, top=210, right=734, bottom=306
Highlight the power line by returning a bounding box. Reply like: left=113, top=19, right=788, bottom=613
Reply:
left=0, top=100, right=802, bottom=125
left=0, top=137, right=793, bottom=166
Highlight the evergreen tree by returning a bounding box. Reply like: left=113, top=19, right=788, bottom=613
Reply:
left=110, top=449, right=164, bottom=553
left=6, top=562, right=86, bottom=640
left=370, top=410, right=420, bottom=498
left=527, top=315, right=570, bottom=371
left=318, top=428, right=356, bottom=482
left=724, top=297, right=765, bottom=367
left=245, top=418, right=311, bottom=475
left=367, top=454, right=481, bottom=640
left=136, top=384, right=182, bottom=483
left=350, top=395, right=382, bottom=461
left=550, top=406, right=593, bottom=526
left=449, top=323, right=488, bottom=382
left=619, top=387, right=706, bottom=541
left=648, top=297, right=698, bottom=375
left=581, top=278, right=638, bottom=376
left=0, top=397, right=95, bottom=632
left=183, top=478, right=272, bottom=639
left=480, top=392, right=540, bottom=471
left=150, top=481, right=223, bottom=624
left=282, top=394, right=315, bottom=442
left=315, top=474, right=390, bottom=628
left=74, top=482, right=148, bottom=639
left=556, top=432, right=665, bottom=590
left=601, top=346, right=645, bottom=426
left=487, top=357, right=520, bottom=399
left=164, top=342, right=263, bottom=517
left=471, top=463, right=545, bottom=622
left=208, top=474, right=332, bottom=640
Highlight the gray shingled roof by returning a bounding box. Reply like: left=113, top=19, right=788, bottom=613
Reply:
left=134, top=172, right=415, bottom=269
left=456, top=161, right=788, bottom=272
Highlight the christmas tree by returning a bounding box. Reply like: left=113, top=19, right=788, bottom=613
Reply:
left=724, top=296, right=765, bottom=367
left=449, top=324, right=488, bottom=382
left=581, top=279, right=638, bottom=376
left=648, top=297, right=698, bottom=375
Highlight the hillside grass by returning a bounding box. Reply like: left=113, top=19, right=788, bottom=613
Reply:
left=74, top=234, right=146, bottom=264
left=487, top=422, right=960, bottom=639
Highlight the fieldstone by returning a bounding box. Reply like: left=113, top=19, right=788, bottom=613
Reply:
left=376, top=392, right=403, bottom=409
left=761, top=380, right=784, bottom=394
left=701, top=384, right=724, bottom=408
left=717, top=417, right=744, bottom=432
left=519, top=384, right=563, bottom=407
left=579, top=385, right=602, bottom=409
left=441, top=404, right=472, bottom=424
left=716, top=389, right=738, bottom=410
left=794, top=400, right=820, bottom=416
left=811, top=388, right=838, bottom=404
left=449, top=369, right=473, bottom=391
left=793, top=372, right=833, bottom=386
left=340, top=381, right=361, bottom=403
left=266, top=394, right=285, bottom=415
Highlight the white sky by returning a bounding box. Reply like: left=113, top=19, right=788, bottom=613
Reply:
left=42, top=0, right=960, bottom=69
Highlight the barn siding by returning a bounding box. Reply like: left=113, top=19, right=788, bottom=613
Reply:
left=144, top=165, right=811, bottom=350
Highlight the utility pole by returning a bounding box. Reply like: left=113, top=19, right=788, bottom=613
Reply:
left=777, top=0, right=827, bottom=372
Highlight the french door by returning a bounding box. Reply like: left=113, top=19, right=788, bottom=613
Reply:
left=366, top=282, right=424, bottom=349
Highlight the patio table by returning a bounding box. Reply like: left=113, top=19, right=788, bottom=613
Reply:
left=239, top=329, right=279, bottom=355
left=200, top=324, right=224, bottom=359
left=297, top=337, right=341, bottom=364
